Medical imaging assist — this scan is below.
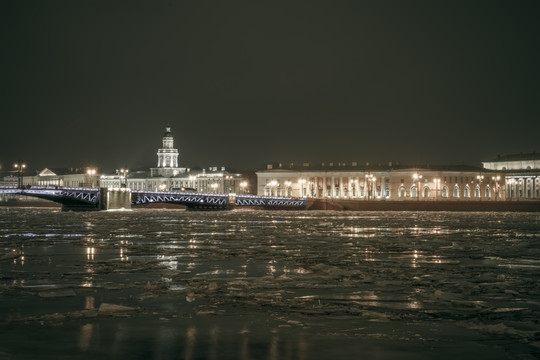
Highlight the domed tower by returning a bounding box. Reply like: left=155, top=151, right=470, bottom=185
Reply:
left=157, top=126, right=179, bottom=168
left=151, top=126, right=185, bottom=177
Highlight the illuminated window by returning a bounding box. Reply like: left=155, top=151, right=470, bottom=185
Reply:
left=442, top=186, right=449, bottom=198
left=453, top=185, right=460, bottom=198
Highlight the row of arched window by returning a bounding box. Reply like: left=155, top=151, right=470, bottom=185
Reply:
left=399, top=184, right=497, bottom=198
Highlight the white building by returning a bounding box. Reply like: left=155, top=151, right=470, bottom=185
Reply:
left=256, top=163, right=506, bottom=201
left=99, top=126, right=246, bottom=193
left=150, top=126, right=186, bottom=177
left=482, top=152, right=539, bottom=199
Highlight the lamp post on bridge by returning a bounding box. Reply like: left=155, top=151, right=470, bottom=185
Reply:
left=14, top=160, right=26, bottom=188
left=117, top=169, right=129, bottom=188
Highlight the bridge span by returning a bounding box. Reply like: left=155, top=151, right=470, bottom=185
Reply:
left=0, top=186, right=306, bottom=211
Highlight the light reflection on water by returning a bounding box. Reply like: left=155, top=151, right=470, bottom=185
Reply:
left=0, top=209, right=539, bottom=359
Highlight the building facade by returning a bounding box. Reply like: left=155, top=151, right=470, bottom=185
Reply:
left=150, top=126, right=186, bottom=177
left=256, top=163, right=506, bottom=201
left=98, top=127, right=246, bottom=194
left=482, top=152, right=540, bottom=200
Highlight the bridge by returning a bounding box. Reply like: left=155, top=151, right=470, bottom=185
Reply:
left=0, top=186, right=306, bottom=211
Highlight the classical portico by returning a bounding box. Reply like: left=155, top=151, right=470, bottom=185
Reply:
left=483, top=152, right=540, bottom=200
left=256, top=164, right=507, bottom=201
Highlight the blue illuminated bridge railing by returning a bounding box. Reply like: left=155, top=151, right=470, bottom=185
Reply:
left=0, top=186, right=99, bottom=205
left=132, top=191, right=307, bottom=209
left=0, top=186, right=306, bottom=210
left=235, top=194, right=306, bottom=207
left=132, top=190, right=229, bottom=208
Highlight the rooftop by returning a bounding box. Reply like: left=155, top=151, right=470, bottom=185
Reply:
left=484, top=152, right=539, bottom=162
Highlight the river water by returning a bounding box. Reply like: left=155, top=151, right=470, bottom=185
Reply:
left=0, top=208, right=539, bottom=359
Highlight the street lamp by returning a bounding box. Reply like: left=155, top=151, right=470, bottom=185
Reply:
left=365, top=174, right=374, bottom=200
left=284, top=180, right=292, bottom=197
left=492, top=176, right=501, bottom=200
left=189, top=175, right=196, bottom=190
left=298, top=179, right=306, bottom=198
left=508, top=178, right=516, bottom=200
left=268, top=180, right=279, bottom=196
left=413, top=173, right=422, bottom=200
left=434, top=178, right=441, bottom=200
left=14, top=160, right=26, bottom=188
left=476, top=175, right=484, bottom=200
left=87, top=168, right=97, bottom=188
left=349, top=179, right=358, bottom=198
left=117, top=169, right=129, bottom=187
left=240, top=181, right=248, bottom=194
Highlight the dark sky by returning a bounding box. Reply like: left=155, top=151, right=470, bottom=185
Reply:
left=1, top=1, right=539, bottom=173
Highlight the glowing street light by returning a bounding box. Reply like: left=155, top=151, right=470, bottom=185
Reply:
left=117, top=169, right=129, bottom=187
left=284, top=180, right=292, bottom=197
left=508, top=178, right=517, bottom=200
left=240, top=181, right=248, bottom=194
left=14, top=160, right=26, bottom=188
left=365, top=174, right=376, bottom=200
left=434, top=178, right=441, bottom=200
left=492, top=176, right=501, bottom=200
left=413, top=173, right=422, bottom=200
left=86, top=168, right=97, bottom=188
left=298, top=179, right=306, bottom=198
left=476, top=175, right=484, bottom=200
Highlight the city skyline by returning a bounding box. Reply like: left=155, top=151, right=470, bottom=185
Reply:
left=1, top=1, right=539, bottom=172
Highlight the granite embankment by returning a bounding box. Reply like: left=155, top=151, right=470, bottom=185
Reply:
left=307, top=199, right=540, bottom=212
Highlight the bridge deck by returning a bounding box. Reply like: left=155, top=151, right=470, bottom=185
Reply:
left=0, top=186, right=306, bottom=210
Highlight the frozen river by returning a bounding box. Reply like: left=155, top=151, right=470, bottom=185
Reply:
left=0, top=208, right=539, bottom=359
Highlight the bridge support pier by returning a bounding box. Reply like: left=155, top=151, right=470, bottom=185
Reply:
left=100, top=188, right=132, bottom=210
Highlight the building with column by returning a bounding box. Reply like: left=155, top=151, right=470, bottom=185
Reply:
left=150, top=126, right=186, bottom=177
left=482, top=152, right=539, bottom=200
left=256, top=162, right=506, bottom=201
left=98, top=126, right=246, bottom=193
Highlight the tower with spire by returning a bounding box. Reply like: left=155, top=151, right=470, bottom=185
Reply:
left=150, top=126, right=186, bottom=177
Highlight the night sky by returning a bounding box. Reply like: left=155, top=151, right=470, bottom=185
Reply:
left=1, top=1, right=539, bottom=174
